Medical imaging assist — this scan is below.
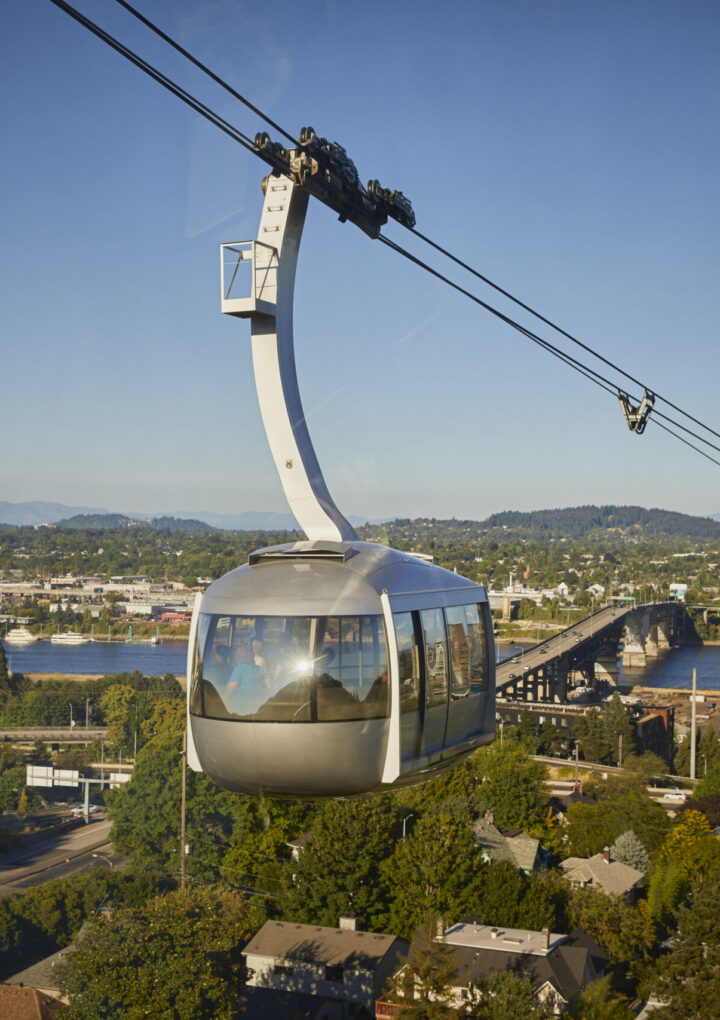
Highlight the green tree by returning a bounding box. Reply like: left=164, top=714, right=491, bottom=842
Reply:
left=570, top=974, right=634, bottom=1019
left=467, top=969, right=554, bottom=1019
left=475, top=746, right=549, bottom=830
left=100, top=683, right=135, bottom=748
left=602, top=691, right=635, bottom=764
left=567, top=887, right=656, bottom=973
left=284, top=795, right=397, bottom=931
left=651, top=867, right=720, bottom=1019
left=59, top=887, right=262, bottom=1019
left=384, top=813, right=484, bottom=939
left=565, top=789, right=669, bottom=857
left=106, top=701, right=240, bottom=887
left=221, top=795, right=312, bottom=895
left=385, top=915, right=461, bottom=1019
left=694, top=760, right=720, bottom=799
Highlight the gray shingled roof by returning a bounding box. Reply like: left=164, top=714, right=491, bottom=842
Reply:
left=243, top=920, right=403, bottom=969
left=560, top=853, right=643, bottom=896
left=473, top=818, right=541, bottom=871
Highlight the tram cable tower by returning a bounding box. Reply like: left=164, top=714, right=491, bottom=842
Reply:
left=185, top=154, right=496, bottom=798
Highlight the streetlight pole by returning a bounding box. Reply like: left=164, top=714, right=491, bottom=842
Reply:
left=180, top=730, right=186, bottom=889
left=92, top=852, right=113, bottom=870
left=68, top=702, right=74, bottom=730
left=402, top=813, right=414, bottom=838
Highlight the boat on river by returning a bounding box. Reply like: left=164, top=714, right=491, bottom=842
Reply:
left=4, top=626, right=37, bottom=645
left=50, top=631, right=90, bottom=646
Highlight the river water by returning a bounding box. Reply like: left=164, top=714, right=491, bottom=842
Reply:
left=2, top=639, right=189, bottom=678
left=499, top=641, right=720, bottom=690
left=4, top=638, right=720, bottom=690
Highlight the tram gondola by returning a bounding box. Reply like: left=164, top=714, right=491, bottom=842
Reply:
left=187, top=539, right=494, bottom=797
left=187, top=160, right=495, bottom=797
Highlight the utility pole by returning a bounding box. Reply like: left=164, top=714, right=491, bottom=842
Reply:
left=180, top=730, right=187, bottom=891
left=618, top=733, right=623, bottom=768
left=85, top=697, right=90, bottom=728
left=691, top=667, right=697, bottom=781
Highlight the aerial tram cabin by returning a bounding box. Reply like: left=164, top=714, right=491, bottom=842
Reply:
left=187, top=146, right=495, bottom=797
left=188, top=539, right=494, bottom=797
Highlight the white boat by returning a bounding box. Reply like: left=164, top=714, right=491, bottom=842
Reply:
left=50, top=631, right=90, bottom=645
left=4, top=626, right=37, bottom=645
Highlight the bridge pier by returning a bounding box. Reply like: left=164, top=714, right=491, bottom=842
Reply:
left=594, top=655, right=619, bottom=686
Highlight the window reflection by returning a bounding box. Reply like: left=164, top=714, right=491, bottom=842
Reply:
left=191, top=613, right=388, bottom=723
left=394, top=612, right=420, bottom=713
left=446, top=603, right=486, bottom=697
left=420, top=608, right=448, bottom=708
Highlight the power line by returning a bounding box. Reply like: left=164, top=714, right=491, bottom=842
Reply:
left=406, top=225, right=720, bottom=445
left=47, top=0, right=720, bottom=469
left=378, top=235, right=720, bottom=467
left=112, top=0, right=297, bottom=145
left=47, top=0, right=257, bottom=155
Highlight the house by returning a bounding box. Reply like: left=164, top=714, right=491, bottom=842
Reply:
left=5, top=920, right=93, bottom=1004
left=377, top=920, right=607, bottom=1018
left=0, top=985, right=65, bottom=1017
left=243, top=918, right=408, bottom=1017
left=560, top=846, right=643, bottom=898
left=473, top=812, right=545, bottom=872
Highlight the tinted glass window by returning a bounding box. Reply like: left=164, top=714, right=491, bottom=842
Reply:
left=446, top=603, right=487, bottom=696
left=190, top=614, right=388, bottom=723
left=420, top=607, right=448, bottom=708
left=394, top=611, right=420, bottom=714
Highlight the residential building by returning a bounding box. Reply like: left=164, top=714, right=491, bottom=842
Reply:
left=243, top=918, right=407, bottom=1017
left=473, top=812, right=546, bottom=872
left=560, top=847, right=644, bottom=898
left=0, top=984, right=66, bottom=1017
left=377, top=920, right=607, bottom=1018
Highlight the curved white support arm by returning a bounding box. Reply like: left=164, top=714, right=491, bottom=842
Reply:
left=227, top=176, right=357, bottom=543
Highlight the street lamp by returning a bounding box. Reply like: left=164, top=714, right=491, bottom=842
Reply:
left=68, top=702, right=74, bottom=729
left=402, top=813, right=415, bottom=839
left=92, top=852, right=113, bottom=869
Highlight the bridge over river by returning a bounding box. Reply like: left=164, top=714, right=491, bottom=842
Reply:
left=496, top=601, right=684, bottom=704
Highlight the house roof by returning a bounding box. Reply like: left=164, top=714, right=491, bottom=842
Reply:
left=439, top=923, right=608, bottom=1006
left=243, top=920, right=405, bottom=970
left=560, top=853, right=643, bottom=896
left=473, top=818, right=541, bottom=870
left=0, top=985, right=65, bottom=1018
left=6, top=922, right=91, bottom=993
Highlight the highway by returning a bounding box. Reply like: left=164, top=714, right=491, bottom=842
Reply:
left=0, top=816, right=122, bottom=896
left=0, top=727, right=109, bottom=743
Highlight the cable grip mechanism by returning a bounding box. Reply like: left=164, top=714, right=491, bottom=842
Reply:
left=617, top=389, right=655, bottom=435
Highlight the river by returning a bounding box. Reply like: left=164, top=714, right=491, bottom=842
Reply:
left=4, top=637, right=720, bottom=690
left=2, top=639, right=189, bottom=678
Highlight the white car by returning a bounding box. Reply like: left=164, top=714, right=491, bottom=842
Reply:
left=71, top=804, right=100, bottom=816
left=663, top=791, right=687, bottom=802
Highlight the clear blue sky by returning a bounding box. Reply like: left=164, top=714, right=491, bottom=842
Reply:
left=2, top=0, right=719, bottom=521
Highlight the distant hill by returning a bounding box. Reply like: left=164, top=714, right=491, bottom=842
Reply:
left=482, top=505, right=720, bottom=540
left=0, top=501, right=377, bottom=532
left=57, top=514, right=216, bottom=534
left=0, top=500, right=111, bottom=526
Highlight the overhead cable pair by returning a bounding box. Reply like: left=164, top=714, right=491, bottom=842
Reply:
left=48, top=0, right=720, bottom=468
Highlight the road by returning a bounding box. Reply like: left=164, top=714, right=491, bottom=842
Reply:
left=0, top=816, right=122, bottom=896
left=495, top=602, right=655, bottom=690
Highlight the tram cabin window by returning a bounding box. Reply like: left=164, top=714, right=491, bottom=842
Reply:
left=190, top=613, right=389, bottom=723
